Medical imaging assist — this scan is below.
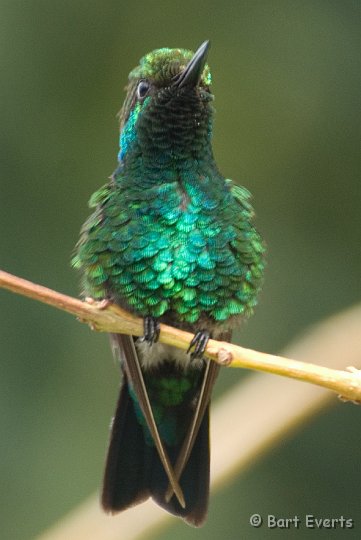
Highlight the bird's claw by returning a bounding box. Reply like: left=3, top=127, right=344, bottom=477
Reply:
left=138, top=316, right=160, bottom=346
left=187, top=330, right=210, bottom=361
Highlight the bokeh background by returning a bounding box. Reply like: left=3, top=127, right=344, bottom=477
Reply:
left=0, top=1, right=360, bottom=538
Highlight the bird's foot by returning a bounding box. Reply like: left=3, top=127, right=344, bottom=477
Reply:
left=138, top=316, right=160, bottom=346
left=187, top=330, right=210, bottom=361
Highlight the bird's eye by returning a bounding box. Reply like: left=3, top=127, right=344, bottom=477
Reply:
left=137, top=80, right=150, bottom=100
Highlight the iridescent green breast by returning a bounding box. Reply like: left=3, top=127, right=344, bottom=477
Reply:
left=73, top=170, right=265, bottom=324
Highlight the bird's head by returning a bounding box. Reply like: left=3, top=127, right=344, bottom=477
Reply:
left=118, top=41, right=214, bottom=166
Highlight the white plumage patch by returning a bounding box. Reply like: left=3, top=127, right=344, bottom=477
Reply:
left=135, top=340, right=202, bottom=369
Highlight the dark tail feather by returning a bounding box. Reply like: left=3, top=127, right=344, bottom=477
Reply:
left=101, top=376, right=210, bottom=526
left=151, top=405, right=210, bottom=527
left=101, top=377, right=150, bottom=512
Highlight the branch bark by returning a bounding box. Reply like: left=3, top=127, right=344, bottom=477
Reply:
left=1, top=268, right=360, bottom=402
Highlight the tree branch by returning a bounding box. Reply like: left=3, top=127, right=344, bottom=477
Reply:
left=1, top=268, right=360, bottom=402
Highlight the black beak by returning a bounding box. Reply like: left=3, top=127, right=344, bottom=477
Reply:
left=173, top=40, right=210, bottom=88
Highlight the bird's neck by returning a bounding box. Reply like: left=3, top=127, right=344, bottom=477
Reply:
left=117, top=97, right=217, bottom=183
left=114, top=149, right=220, bottom=193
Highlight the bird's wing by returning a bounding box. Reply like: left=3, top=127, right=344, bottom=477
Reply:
left=111, top=333, right=185, bottom=508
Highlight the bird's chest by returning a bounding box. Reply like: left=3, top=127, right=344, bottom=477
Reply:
left=108, top=204, right=241, bottom=323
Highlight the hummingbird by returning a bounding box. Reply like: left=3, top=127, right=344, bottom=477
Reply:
left=73, top=41, right=265, bottom=526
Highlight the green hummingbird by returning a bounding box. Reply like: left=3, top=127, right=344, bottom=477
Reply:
left=73, top=41, right=265, bottom=526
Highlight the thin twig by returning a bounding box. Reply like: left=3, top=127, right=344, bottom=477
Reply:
left=1, top=268, right=360, bottom=401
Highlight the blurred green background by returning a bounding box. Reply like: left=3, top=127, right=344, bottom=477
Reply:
left=0, top=1, right=360, bottom=538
